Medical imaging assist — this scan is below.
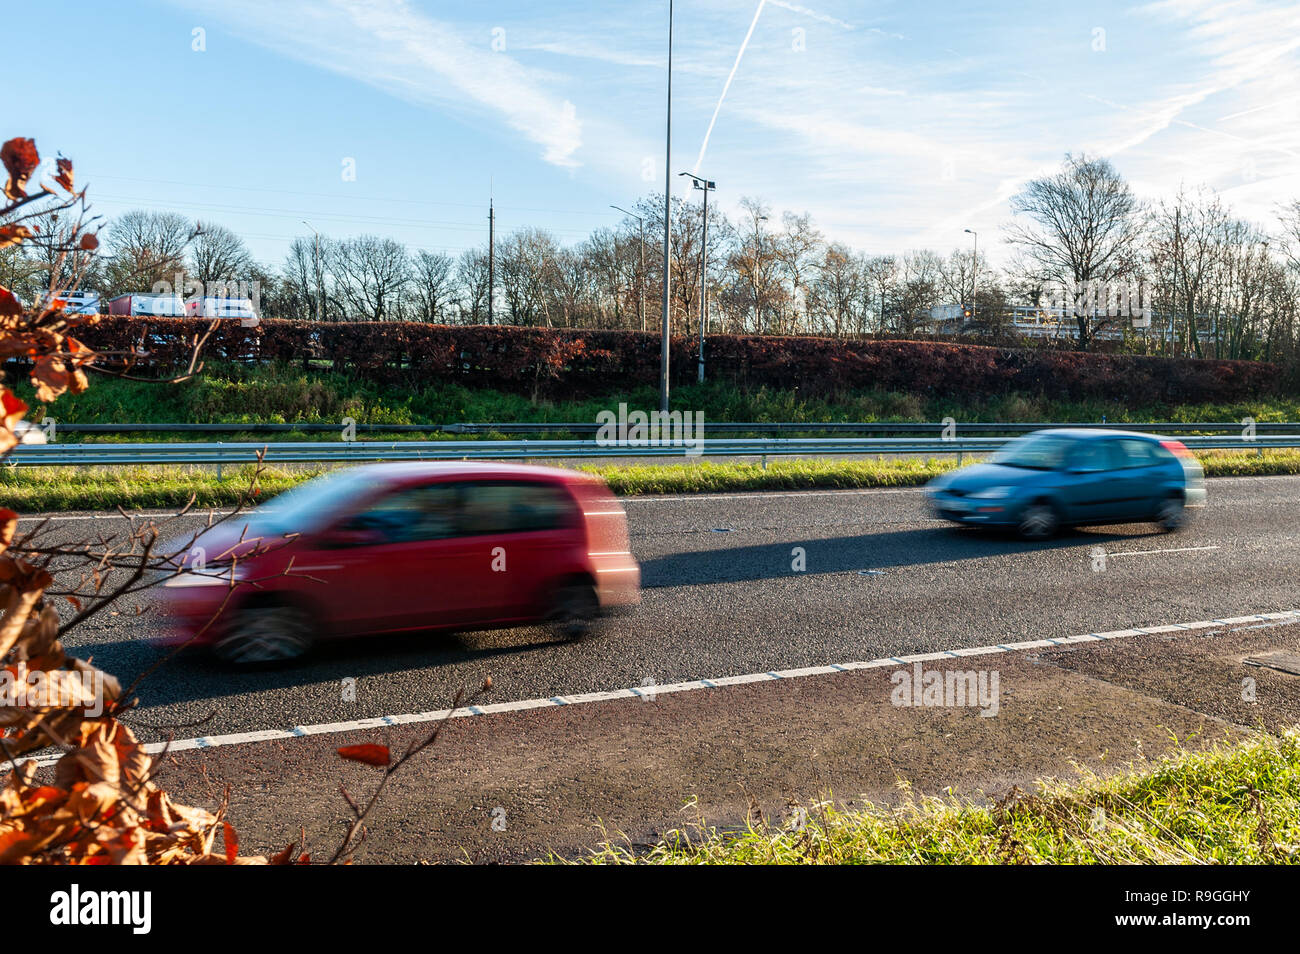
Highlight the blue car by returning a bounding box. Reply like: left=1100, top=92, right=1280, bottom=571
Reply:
left=925, top=429, right=1207, bottom=540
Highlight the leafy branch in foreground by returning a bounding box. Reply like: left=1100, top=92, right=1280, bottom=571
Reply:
left=1, top=135, right=492, bottom=864
left=0, top=135, right=272, bottom=864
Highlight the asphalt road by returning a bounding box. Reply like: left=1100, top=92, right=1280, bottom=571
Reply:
left=26, top=474, right=1300, bottom=746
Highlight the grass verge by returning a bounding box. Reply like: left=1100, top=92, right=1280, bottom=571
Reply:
left=3, top=449, right=1299, bottom=512
left=13, top=361, right=1300, bottom=439
left=573, top=730, right=1300, bottom=864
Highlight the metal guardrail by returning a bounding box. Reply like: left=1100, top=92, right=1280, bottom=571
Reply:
left=41, top=420, right=1300, bottom=436
left=6, top=434, right=1299, bottom=468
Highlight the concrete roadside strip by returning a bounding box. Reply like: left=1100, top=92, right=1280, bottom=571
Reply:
left=29, top=610, right=1294, bottom=863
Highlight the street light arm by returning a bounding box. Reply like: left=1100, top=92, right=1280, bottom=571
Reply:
left=610, top=204, right=644, bottom=224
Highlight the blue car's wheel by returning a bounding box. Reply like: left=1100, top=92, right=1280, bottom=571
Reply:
left=1156, top=495, right=1185, bottom=532
left=1018, top=502, right=1059, bottom=540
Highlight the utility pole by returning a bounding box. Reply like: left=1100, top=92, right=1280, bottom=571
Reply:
left=679, top=173, right=715, bottom=383
left=610, top=205, right=646, bottom=332
left=488, top=192, right=495, bottom=325
left=659, top=0, right=673, bottom=414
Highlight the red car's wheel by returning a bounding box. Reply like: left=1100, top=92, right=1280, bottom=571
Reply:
left=548, top=581, right=599, bottom=641
left=214, top=604, right=314, bottom=665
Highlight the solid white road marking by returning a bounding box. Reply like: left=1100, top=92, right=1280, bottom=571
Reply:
left=20, top=608, right=1300, bottom=769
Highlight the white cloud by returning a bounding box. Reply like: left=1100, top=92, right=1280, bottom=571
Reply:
left=173, top=0, right=584, bottom=168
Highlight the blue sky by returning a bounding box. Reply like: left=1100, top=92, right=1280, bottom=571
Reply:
left=15, top=0, right=1300, bottom=268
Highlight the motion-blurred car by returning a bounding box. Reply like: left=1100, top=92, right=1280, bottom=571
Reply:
left=924, top=428, right=1206, bottom=540
left=158, top=463, right=640, bottom=664
left=12, top=420, right=47, bottom=444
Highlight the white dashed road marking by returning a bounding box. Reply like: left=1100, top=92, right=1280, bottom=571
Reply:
left=1107, top=545, right=1220, bottom=557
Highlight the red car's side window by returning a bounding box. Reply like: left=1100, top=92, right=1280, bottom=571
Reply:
left=341, top=481, right=577, bottom=543
left=459, top=482, right=578, bottom=536
left=340, top=483, right=461, bottom=544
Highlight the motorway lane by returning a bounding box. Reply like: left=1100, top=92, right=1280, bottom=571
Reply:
left=23, top=474, right=1300, bottom=745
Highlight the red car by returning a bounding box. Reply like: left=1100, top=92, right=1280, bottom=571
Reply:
left=159, top=463, right=641, bottom=664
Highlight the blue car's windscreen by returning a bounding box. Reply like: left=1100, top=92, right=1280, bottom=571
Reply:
left=991, top=434, right=1073, bottom=470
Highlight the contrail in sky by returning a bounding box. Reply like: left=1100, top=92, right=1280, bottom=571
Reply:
left=693, top=0, right=767, bottom=174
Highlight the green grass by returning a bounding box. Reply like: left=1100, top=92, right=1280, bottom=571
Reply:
left=584, top=456, right=956, bottom=495
left=4, top=449, right=1299, bottom=513
left=571, top=730, right=1300, bottom=864
left=0, top=464, right=320, bottom=512
left=13, top=361, right=1300, bottom=440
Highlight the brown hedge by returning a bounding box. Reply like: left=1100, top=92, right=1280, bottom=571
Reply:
left=69, top=317, right=1284, bottom=404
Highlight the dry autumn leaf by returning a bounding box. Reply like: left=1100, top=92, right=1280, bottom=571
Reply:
left=30, top=355, right=72, bottom=403
left=0, top=509, right=17, bottom=550
left=337, top=744, right=391, bottom=767
left=223, top=821, right=238, bottom=863
left=0, top=286, right=21, bottom=318
left=0, top=225, right=32, bottom=249
left=0, top=388, right=26, bottom=427
left=53, top=156, right=73, bottom=192
left=270, top=841, right=298, bottom=865
left=0, top=388, right=26, bottom=456
left=0, top=137, right=39, bottom=201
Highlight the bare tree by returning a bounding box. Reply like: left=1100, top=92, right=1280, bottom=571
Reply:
left=861, top=255, right=898, bottom=333
left=1278, top=200, right=1300, bottom=275
left=807, top=242, right=864, bottom=337
left=455, top=247, right=490, bottom=323
left=103, top=209, right=194, bottom=296
left=409, top=250, right=455, bottom=323
left=774, top=211, right=823, bottom=334
left=584, top=227, right=634, bottom=329
left=726, top=198, right=786, bottom=334
left=1006, top=153, right=1144, bottom=348
left=282, top=237, right=325, bottom=320
left=330, top=234, right=410, bottom=321
left=937, top=247, right=1007, bottom=334
left=1209, top=218, right=1276, bottom=360
left=546, top=246, right=590, bottom=329
left=189, top=222, right=254, bottom=289
left=894, top=250, right=944, bottom=334
left=498, top=227, right=558, bottom=326
left=1147, top=187, right=1230, bottom=356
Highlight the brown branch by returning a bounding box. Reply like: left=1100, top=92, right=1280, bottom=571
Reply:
left=327, top=679, right=493, bottom=865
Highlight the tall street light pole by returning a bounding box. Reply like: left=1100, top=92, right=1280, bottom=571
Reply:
left=610, top=205, right=646, bottom=333
left=679, top=172, right=715, bottom=383
left=964, top=228, right=978, bottom=325
left=659, top=0, right=674, bottom=414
